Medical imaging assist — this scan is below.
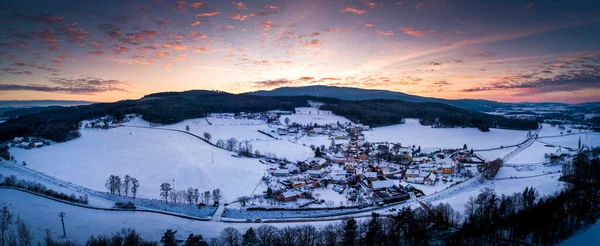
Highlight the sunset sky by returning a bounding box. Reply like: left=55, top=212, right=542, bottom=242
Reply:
left=0, top=0, right=599, bottom=103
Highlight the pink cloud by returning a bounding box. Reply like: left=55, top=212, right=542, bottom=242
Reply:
left=340, top=6, right=366, bottom=15
left=189, top=21, right=203, bottom=27
left=190, top=2, right=204, bottom=8
left=265, top=4, right=278, bottom=9
left=193, top=45, right=208, bottom=53
left=361, top=0, right=381, bottom=8
left=364, top=23, right=374, bottom=27
left=375, top=30, right=394, bottom=36
left=232, top=1, right=247, bottom=10
left=156, top=19, right=172, bottom=25
left=399, top=26, right=434, bottom=37
left=228, top=13, right=254, bottom=21
left=195, top=11, right=220, bottom=17
left=188, top=31, right=207, bottom=40
left=300, top=39, right=325, bottom=47
left=173, top=54, right=188, bottom=61
left=259, top=20, right=278, bottom=31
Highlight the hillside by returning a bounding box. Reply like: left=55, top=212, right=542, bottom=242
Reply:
left=248, top=85, right=511, bottom=112
left=0, top=90, right=537, bottom=143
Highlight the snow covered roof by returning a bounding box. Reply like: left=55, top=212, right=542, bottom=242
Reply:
left=13, top=137, right=24, bottom=141
left=371, top=180, right=395, bottom=190
left=364, top=172, right=378, bottom=178
left=333, top=170, right=347, bottom=176
left=426, top=172, right=437, bottom=180
left=406, top=169, right=419, bottom=175
left=282, top=190, right=301, bottom=198
left=307, top=170, right=323, bottom=175
left=272, top=168, right=289, bottom=175
left=285, top=164, right=299, bottom=171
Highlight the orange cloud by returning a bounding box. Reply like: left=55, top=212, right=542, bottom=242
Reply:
left=162, top=41, right=189, bottom=51
left=189, top=21, right=202, bottom=27
left=399, top=26, right=434, bottom=37
left=193, top=45, right=208, bottom=53
left=364, top=23, right=374, bottom=27
left=190, top=2, right=204, bottom=8
left=232, top=1, right=247, bottom=10
left=195, top=11, right=220, bottom=17
left=265, top=4, right=278, bottom=9
left=300, top=39, right=325, bottom=47
left=173, top=54, right=188, bottom=61
left=188, top=31, right=207, bottom=40
left=259, top=20, right=278, bottom=31
left=375, top=30, right=394, bottom=36
left=254, top=60, right=270, bottom=65
left=151, top=52, right=171, bottom=59
left=361, top=0, right=381, bottom=8
left=228, top=13, right=253, bottom=21
left=287, top=50, right=300, bottom=54
left=340, top=6, right=366, bottom=15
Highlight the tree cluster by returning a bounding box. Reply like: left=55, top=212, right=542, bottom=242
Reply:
left=0, top=174, right=88, bottom=204
left=106, top=175, right=139, bottom=199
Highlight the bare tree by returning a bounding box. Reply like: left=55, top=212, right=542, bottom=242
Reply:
left=105, top=175, right=121, bottom=195
left=131, top=178, right=139, bottom=200
left=186, top=125, right=190, bottom=132
left=16, top=216, right=31, bottom=246
left=226, top=138, right=238, bottom=151
left=169, top=190, right=179, bottom=204
left=203, top=191, right=211, bottom=204
left=0, top=206, right=12, bottom=246
left=160, top=182, right=172, bottom=203
left=193, top=188, right=200, bottom=205
left=216, top=139, right=225, bottom=148
left=203, top=132, right=212, bottom=142
left=186, top=188, right=195, bottom=205
left=238, top=196, right=251, bottom=206
left=256, top=225, right=278, bottom=246
left=220, top=227, right=241, bottom=246
left=115, top=176, right=122, bottom=196
left=123, top=175, right=131, bottom=197
left=212, top=189, right=222, bottom=204
left=320, top=224, right=340, bottom=246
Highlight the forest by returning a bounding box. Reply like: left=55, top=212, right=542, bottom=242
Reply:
left=0, top=90, right=538, bottom=143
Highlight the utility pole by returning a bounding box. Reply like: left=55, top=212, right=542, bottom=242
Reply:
left=58, top=212, right=66, bottom=237
left=172, top=178, right=175, bottom=191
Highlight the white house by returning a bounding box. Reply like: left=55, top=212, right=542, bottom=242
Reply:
left=307, top=169, right=324, bottom=178
left=285, top=164, right=299, bottom=174
left=313, top=127, right=324, bottom=134
left=32, top=142, right=44, bottom=148
left=272, top=168, right=290, bottom=177
left=13, top=137, right=24, bottom=143
left=364, top=172, right=378, bottom=181
left=424, top=172, right=438, bottom=185
left=371, top=180, right=395, bottom=190
left=277, top=128, right=288, bottom=135
left=19, top=142, right=30, bottom=148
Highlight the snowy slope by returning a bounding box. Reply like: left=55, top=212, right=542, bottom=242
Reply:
left=364, top=119, right=528, bottom=149
left=0, top=189, right=337, bottom=243
left=281, top=107, right=352, bottom=125
left=10, top=126, right=266, bottom=202
left=160, top=117, right=315, bottom=161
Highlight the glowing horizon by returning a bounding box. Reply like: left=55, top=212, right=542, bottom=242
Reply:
left=1, top=0, right=599, bottom=104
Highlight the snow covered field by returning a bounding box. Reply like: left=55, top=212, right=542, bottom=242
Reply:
left=538, top=132, right=600, bottom=149
left=433, top=174, right=566, bottom=212
left=0, top=189, right=337, bottom=243
left=364, top=119, right=529, bottom=149
left=10, top=126, right=266, bottom=202
left=508, top=142, right=558, bottom=164
left=282, top=107, right=351, bottom=125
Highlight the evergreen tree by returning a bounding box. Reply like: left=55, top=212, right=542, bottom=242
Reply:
left=160, top=229, right=177, bottom=246
left=365, top=213, right=381, bottom=246
left=342, top=218, right=358, bottom=246
left=241, top=228, right=258, bottom=246
left=184, top=233, right=207, bottom=246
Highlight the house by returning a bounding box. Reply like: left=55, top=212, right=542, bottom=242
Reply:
left=441, top=163, right=454, bottom=174
left=278, top=190, right=302, bottom=201
left=307, top=169, right=324, bottom=178
left=371, top=180, right=395, bottom=190
left=406, top=177, right=425, bottom=184
left=272, top=168, right=290, bottom=177
left=291, top=181, right=306, bottom=188
left=304, top=157, right=327, bottom=169
left=419, top=164, right=438, bottom=173
left=32, top=142, right=44, bottom=148
left=19, top=142, right=30, bottom=148
left=331, top=152, right=346, bottom=163
left=362, top=125, right=370, bottom=131
left=13, top=137, right=24, bottom=143
left=288, top=127, right=300, bottom=134
left=424, top=172, right=437, bottom=185
left=285, top=164, right=300, bottom=174
left=364, top=172, right=378, bottom=181
left=313, top=127, right=324, bottom=134
left=277, top=128, right=288, bottom=135
left=344, top=162, right=357, bottom=170
left=405, top=169, right=420, bottom=178
left=358, top=152, right=368, bottom=161
left=331, top=170, right=348, bottom=181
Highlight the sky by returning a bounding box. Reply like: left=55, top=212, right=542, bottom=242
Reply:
left=0, top=0, right=599, bottom=103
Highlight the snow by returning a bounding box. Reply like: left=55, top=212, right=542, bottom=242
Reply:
left=10, top=126, right=266, bottom=202
left=155, top=117, right=315, bottom=162
left=281, top=107, right=352, bottom=125
left=538, top=132, right=600, bottom=149
left=508, top=142, right=559, bottom=164
left=0, top=189, right=337, bottom=243
left=364, top=119, right=529, bottom=149
left=495, top=165, right=561, bottom=179
left=475, top=147, right=517, bottom=161
left=433, top=174, right=565, bottom=213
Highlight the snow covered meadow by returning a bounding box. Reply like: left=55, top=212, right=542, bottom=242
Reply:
left=363, top=119, right=529, bottom=149
left=10, top=125, right=266, bottom=202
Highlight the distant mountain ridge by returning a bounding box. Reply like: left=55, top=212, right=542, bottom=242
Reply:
left=247, top=85, right=569, bottom=112
left=0, top=100, right=92, bottom=108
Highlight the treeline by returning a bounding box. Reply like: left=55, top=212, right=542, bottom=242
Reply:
left=563, top=147, right=600, bottom=185
left=320, top=99, right=539, bottom=131
left=0, top=174, right=88, bottom=204
left=0, top=91, right=316, bottom=142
